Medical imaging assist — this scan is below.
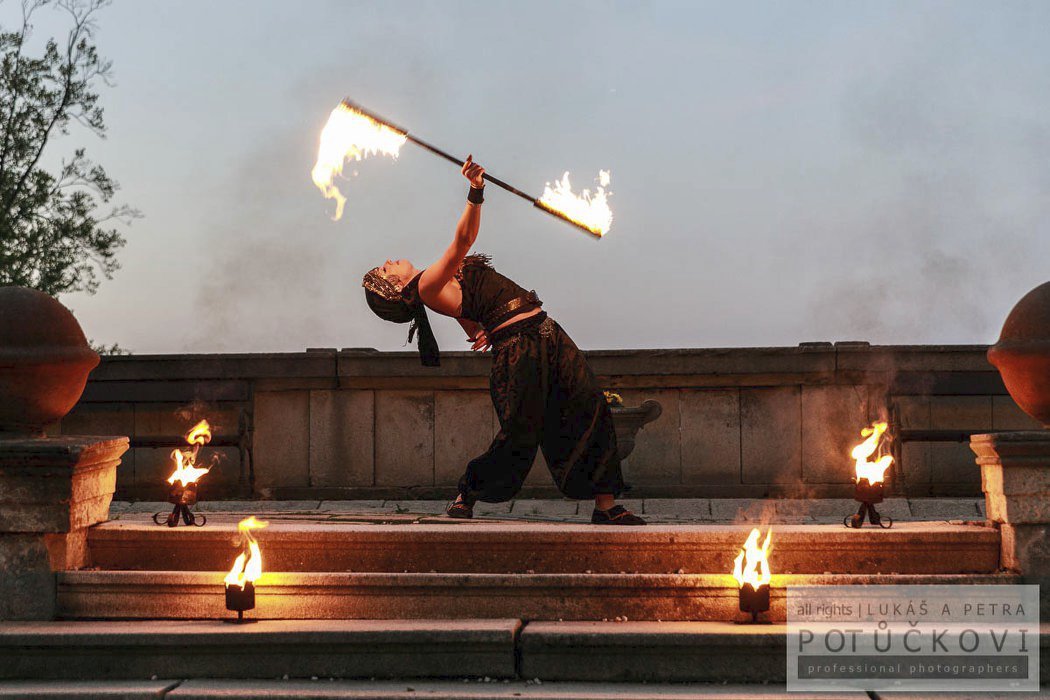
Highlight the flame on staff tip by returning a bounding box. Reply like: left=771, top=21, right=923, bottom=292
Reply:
left=851, top=421, right=894, bottom=485
left=224, top=516, right=269, bottom=589
left=166, top=419, right=213, bottom=487
left=537, top=170, right=613, bottom=237
left=311, top=102, right=408, bottom=220
left=732, top=527, right=772, bottom=589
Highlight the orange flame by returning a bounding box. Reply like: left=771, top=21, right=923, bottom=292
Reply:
left=166, top=419, right=213, bottom=487
left=224, top=516, right=268, bottom=589
left=186, top=419, right=211, bottom=446
left=732, top=527, right=772, bottom=589
left=311, top=102, right=408, bottom=220
left=851, top=421, right=894, bottom=485
left=537, top=170, right=613, bottom=237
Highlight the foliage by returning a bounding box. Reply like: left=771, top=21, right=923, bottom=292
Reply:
left=0, top=0, right=137, bottom=296
left=88, top=338, right=129, bottom=355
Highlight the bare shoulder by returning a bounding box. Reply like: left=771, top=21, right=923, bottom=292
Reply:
left=421, top=278, right=463, bottom=318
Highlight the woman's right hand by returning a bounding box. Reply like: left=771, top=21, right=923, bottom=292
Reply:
left=470, top=329, right=490, bottom=352
left=462, top=154, right=485, bottom=189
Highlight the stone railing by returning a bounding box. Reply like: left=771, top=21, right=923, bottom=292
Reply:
left=57, top=344, right=1040, bottom=501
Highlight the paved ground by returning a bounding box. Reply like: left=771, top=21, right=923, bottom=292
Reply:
left=110, top=497, right=987, bottom=525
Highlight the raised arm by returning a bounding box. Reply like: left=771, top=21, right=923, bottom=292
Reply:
left=418, top=155, right=485, bottom=300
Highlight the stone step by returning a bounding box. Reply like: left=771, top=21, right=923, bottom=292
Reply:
left=522, top=621, right=787, bottom=684
left=4, top=620, right=1046, bottom=687
left=520, top=621, right=1050, bottom=685
left=0, top=679, right=878, bottom=699
left=85, top=520, right=1000, bottom=575
left=57, top=571, right=1019, bottom=622
left=0, top=619, right=518, bottom=681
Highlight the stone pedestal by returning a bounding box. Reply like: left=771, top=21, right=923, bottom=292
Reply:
left=970, top=431, right=1050, bottom=580
left=0, top=436, right=128, bottom=620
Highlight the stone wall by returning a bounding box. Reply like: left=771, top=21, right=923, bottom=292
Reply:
left=56, top=344, right=1040, bottom=500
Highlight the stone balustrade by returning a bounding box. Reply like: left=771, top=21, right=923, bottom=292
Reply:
left=0, top=436, right=127, bottom=619
left=56, top=344, right=1040, bottom=501
left=970, top=431, right=1050, bottom=605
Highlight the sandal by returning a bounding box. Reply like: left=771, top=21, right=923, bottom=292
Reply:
left=446, top=496, right=474, bottom=519
left=591, top=504, right=646, bottom=526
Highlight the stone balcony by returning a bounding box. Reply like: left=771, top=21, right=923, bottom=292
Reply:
left=55, top=344, right=1040, bottom=501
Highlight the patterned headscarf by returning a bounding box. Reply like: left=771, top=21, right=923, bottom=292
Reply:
left=361, top=269, right=440, bottom=367
left=362, top=267, right=402, bottom=301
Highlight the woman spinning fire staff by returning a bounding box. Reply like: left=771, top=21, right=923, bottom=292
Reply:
left=362, top=157, right=644, bottom=525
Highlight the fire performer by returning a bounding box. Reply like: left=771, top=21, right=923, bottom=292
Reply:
left=362, top=157, right=644, bottom=525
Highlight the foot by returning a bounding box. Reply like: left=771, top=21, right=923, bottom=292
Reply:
left=591, top=504, right=646, bottom=526
left=446, top=494, right=474, bottom=519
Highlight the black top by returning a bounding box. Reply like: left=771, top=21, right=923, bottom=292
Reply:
left=456, top=254, right=541, bottom=332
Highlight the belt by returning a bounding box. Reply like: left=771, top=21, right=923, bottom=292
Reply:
left=483, top=290, right=542, bottom=333
left=488, top=311, right=551, bottom=349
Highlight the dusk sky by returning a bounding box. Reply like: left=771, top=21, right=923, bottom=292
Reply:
left=5, top=0, right=1049, bottom=353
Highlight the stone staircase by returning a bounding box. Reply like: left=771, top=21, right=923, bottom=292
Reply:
left=4, top=500, right=1039, bottom=696
left=61, top=519, right=1006, bottom=623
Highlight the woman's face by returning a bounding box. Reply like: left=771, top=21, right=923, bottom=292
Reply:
left=380, top=259, right=414, bottom=286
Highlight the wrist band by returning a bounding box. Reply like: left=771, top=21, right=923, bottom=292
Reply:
left=467, top=185, right=484, bottom=205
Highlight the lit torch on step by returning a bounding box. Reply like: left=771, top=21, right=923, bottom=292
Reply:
left=311, top=100, right=613, bottom=237
left=844, top=422, right=894, bottom=529
left=732, top=527, right=772, bottom=624
left=153, top=420, right=212, bottom=528
left=224, top=516, right=268, bottom=623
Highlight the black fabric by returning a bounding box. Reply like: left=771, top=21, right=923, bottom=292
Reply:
left=467, top=185, right=485, bottom=204
left=407, top=302, right=440, bottom=367
left=363, top=274, right=440, bottom=367
left=457, top=255, right=540, bottom=332
left=457, top=312, right=628, bottom=502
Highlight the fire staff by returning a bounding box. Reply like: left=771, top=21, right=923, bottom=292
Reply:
left=361, top=157, right=644, bottom=525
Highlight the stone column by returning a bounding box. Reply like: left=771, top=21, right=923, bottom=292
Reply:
left=0, top=435, right=128, bottom=620
left=970, top=431, right=1050, bottom=586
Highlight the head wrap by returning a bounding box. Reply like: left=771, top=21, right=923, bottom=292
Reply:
left=362, top=268, right=440, bottom=367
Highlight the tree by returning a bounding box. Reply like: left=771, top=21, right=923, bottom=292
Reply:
left=0, top=0, right=137, bottom=296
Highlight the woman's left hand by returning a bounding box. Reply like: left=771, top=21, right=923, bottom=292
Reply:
left=462, top=154, right=485, bottom=189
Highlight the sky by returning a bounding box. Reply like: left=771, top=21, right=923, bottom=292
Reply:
left=4, top=0, right=1049, bottom=353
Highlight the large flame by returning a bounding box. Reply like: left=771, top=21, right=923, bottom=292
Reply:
left=852, top=421, right=894, bottom=485
left=732, top=527, right=772, bottom=589
left=311, top=102, right=408, bottom=220
left=537, top=170, right=613, bottom=237
left=224, top=516, right=269, bottom=589
left=166, top=419, right=213, bottom=487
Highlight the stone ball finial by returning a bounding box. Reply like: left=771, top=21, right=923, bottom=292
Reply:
left=987, top=281, right=1050, bottom=429
left=0, top=286, right=99, bottom=436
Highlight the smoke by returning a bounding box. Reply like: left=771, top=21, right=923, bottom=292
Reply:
left=806, top=14, right=1050, bottom=345
left=60, top=2, right=1050, bottom=353
left=189, top=127, right=337, bottom=352
left=186, top=64, right=460, bottom=353
left=730, top=500, right=778, bottom=526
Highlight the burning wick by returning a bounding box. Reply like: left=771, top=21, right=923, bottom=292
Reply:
left=224, top=516, right=268, bottom=622
left=732, top=527, right=772, bottom=624
left=845, top=421, right=895, bottom=529
left=311, top=99, right=614, bottom=237
left=154, top=420, right=213, bottom=528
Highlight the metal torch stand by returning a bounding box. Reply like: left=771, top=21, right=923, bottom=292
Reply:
left=844, top=479, right=892, bottom=529
left=153, top=482, right=207, bottom=527
left=736, top=583, right=771, bottom=624
left=224, top=581, right=256, bottom=623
